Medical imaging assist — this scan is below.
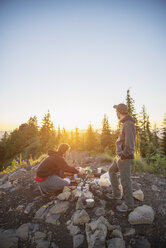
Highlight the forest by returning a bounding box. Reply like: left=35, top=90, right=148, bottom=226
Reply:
left=0, top=90, right=166, bottom=174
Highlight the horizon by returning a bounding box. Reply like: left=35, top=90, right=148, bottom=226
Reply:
left=1, top=0, right=166, bottom=131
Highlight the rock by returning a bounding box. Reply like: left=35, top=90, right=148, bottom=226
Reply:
left=0, top=182, right=12, bottom=190
left=107, top=238, right=125, bottom=248
left=24, top=202, right=34, bottom=214
left=63, top=186, right=71, bottom=193
left=34, top=205, right=49, bottom=219
left=72, top=189, right=83, bottom=199
left=158, top=204, right=166, bottom=216
left=50, top=242, right=59, bottom=248
left=123, top=228, right=135, bottom=237
left=151, top=185, right=159, bottom=192
left=57, top=191, right=71, bottom=201
left=36, top=240, right=50, bottom=248
left=86, top=218, right=107, bottom=248
left=86, top=198, right=95, bottom=208
left=45, top=214, right=60, bottom=225
left=95, top=207, right=105, bottom=216
left=15, top=205, right=24, bottom=212
left=73, top=234, right=84, bottom=248
left=83, top=191, right=94, bottom=199
left=0, top=230, right=18, bottom=248
left=133, top=189, right=144, bottom=201
left=0, top=174, right=8, bottom=185
left=34, top=231, right=46, bottom=240
left=16, top=223, right=29, bottom=241
left=135, top=237, right=151, bottom=248
left=73, top=210, right=90, bottom=225
left=67, top=224, right=81, bottom=236
left=112, top=229, right=123, bottom=239
left=128, top=205, right=155, bottom=225
left=47, top=201, right=69, bottom=215
left=76, top=197, right=85, bottom=210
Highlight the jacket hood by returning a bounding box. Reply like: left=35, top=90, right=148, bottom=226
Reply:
left=48, top=150, right=58, bottom=156
left=121, top=115, right=135, bottom=123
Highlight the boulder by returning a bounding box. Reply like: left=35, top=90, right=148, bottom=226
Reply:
left=73, top=234, right=84, bottom=248
left=133, top=189, right=144, bottom=201
left=107, top=238, right=125, bottom=248
left=67, top=224, right=80, bottom=236
left=128, top=205, right=155, bottom=225
left=73, top=210, right=90, bottom=225
left=47, top=201, right=69, bottom=215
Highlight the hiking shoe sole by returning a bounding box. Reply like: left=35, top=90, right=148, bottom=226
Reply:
left=105, top=193, right=122, bottom=200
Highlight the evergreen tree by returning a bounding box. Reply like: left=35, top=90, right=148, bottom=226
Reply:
left=161, top=114, right=166, bottom=155
left=85, top=124, right=97, bottom=151
left=74, top=127, right=80, bottom=150
left=40, top=111, right=56, bottom=151
left=101, top=114, right=112, bottom=149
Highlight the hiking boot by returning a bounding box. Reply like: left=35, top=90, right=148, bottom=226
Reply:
left=116, top=202, right=133, bottom=212
left=105, top=193, right=122, bottom=200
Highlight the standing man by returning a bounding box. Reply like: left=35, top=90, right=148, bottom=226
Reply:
left=107, top=103, right=136, bottom=212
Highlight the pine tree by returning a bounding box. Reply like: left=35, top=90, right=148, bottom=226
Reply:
left=101, top=114, right=112, bottom=149
left=74, top=127, right=80, bottom=150
left=40, top=111, right=56, bottom=151
left=85, top=124, right=97, bottom=151
left=161, top=114, right=166, bottom=155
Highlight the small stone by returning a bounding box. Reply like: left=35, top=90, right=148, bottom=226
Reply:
left=67, top=224, right=80, bottom=236
left=107, top=238, right=125, bottom=248
left=128, top=205, right=155, bottom=225
left=45, top=214, right=60, bottom=225
left=47, top=201, right=69, bottom=215
left=73, top=210, right=90, bottom=225
left=151, top=185, right=159, bottom=192
left=95, top=207, right=105, bottom=216
left=76, top=197, right=85, bottom=210
left=36, top=240, right=50, bottom=248
left=63, top=186, right=71, bottom=192
left=34, top=205, right=49, bottom=219
left=135, top=237, right=151, bottom=248
left=133, top=189, right=144, bottom=201
left=0, top=182, right=12, bottom=190
left=34, top=231, right=46, bottom=240
left=73, top=234, right=84, bottom=248
left=123, top=228, right=135, bottom=237
left=57, top=191, right=71, bottom=201
left=15, top=205, right=24, bottom=212
left=112, top=229, right=123, bottom=239
left=16, top=223, right=29, bottom=241
left=24, top=202, right=34, bottom=214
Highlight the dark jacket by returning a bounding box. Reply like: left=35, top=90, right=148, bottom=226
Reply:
left=116, top=115, right=136, bottom=160
left=36, top=150, right=78, bottom=178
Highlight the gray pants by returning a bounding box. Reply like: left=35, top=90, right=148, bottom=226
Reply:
left=109, top=156, right=134, bottom=208
left=39, top=174, right=69, bottom=193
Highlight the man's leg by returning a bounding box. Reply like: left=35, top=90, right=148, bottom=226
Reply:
left=118, top=158, right=134, bottom=209
left=40, top=174, right=69, bottom=193
left=108, top=157, right=121, bottom=197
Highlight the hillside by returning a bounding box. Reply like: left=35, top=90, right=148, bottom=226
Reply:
left=0, top=152, right=166, bottom=248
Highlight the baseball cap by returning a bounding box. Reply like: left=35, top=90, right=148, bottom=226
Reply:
left=113, top=103, right=128, bottom=114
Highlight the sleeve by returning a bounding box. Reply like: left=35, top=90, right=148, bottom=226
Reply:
left=121, top=121, right=136, bottom=159
left=56, top=156, right=79, bottom=174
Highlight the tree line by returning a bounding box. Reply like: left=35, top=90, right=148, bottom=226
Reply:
left=0, top=90, right=166, bottom=171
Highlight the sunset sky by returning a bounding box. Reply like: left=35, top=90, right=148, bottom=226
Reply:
left=0, top=0, right=166, bottom=131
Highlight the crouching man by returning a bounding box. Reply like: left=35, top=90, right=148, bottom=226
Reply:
left=107, top=103, right=136, bottom=212
left=35, top=143, right=79, bottom=195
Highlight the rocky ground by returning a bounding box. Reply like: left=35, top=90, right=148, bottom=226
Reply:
left=0, top=151, right=166, bottom=248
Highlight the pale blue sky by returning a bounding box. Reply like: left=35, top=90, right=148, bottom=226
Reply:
left=0, top=0, right=166, bottom=130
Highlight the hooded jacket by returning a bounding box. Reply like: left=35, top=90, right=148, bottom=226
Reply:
left=36, top=150, right=78, bottom=178
left=116, top=115, right=136, bottom=160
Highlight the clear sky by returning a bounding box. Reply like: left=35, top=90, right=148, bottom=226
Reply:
left=0, top=0, right=166, bottom=131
